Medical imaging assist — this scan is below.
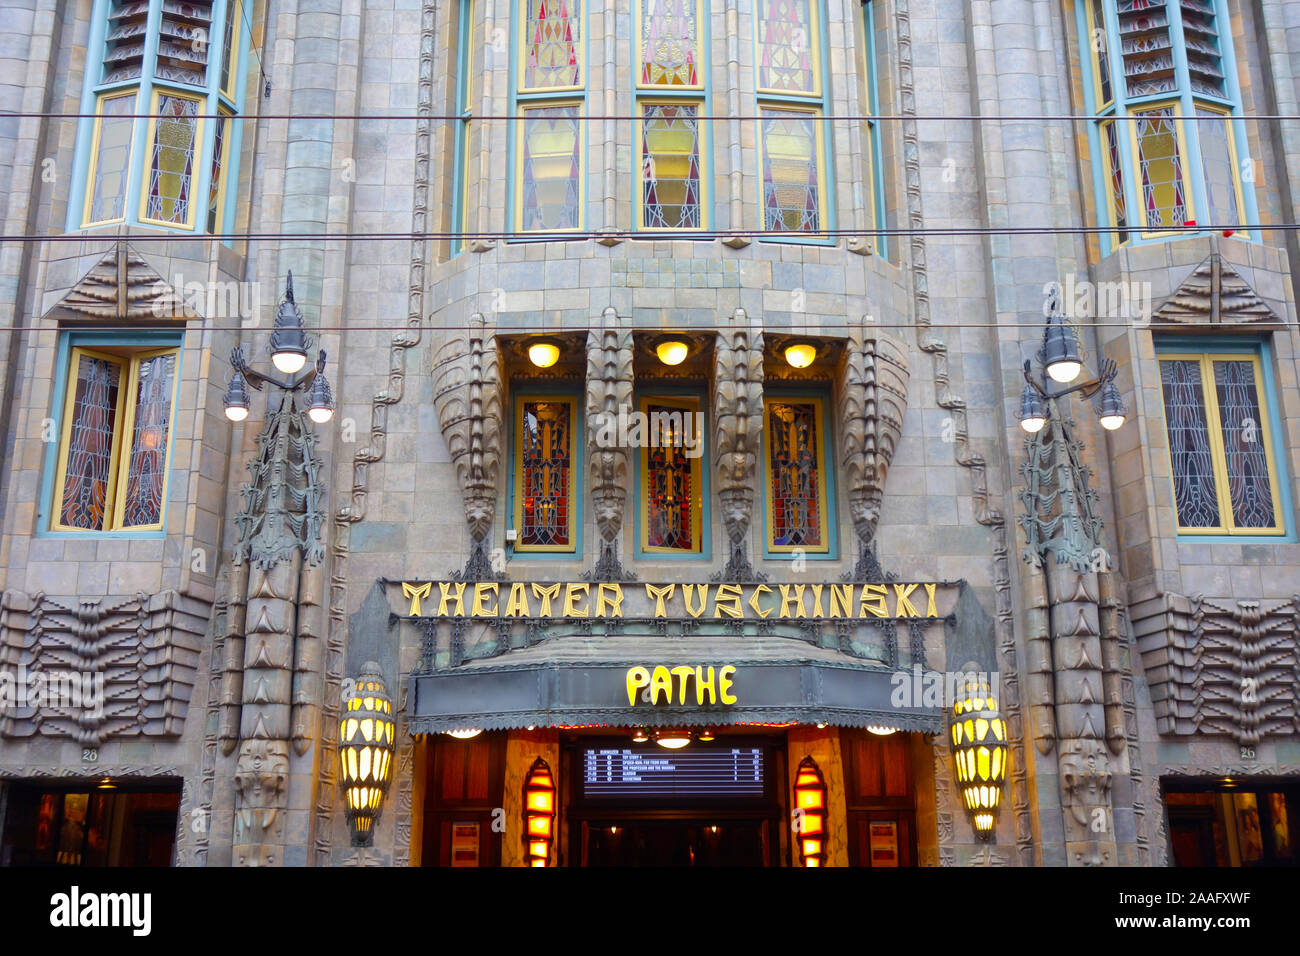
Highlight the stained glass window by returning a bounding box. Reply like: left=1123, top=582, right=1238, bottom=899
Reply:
left=1159, top=359, right=1220, bottom=529
left=1134, top=108, right=1187, bottom=230
left=53, top=346, right=180, bottom=533
left=1101, top=119, right=1129, bottom=237
left=518, top=399, right=574, bottom=550
left=144, top=93, right=200, bottom=226
left=519, top=106, right=581, bottom=231
left=120, top=352, right=177, bottom=529
left=1196, top=108, right=1242, bottom=232
left=1159, top=353, right=1282, bottom=534
left=766, top=399, right=827, bottom=551
left=756, top=0, right=817, bottom=96
left=77, top=0, right=245, bottom=235
left=521, top=0, right=582, bottom=90
left=641, top=104, right=702, bottom=229
left=639, top=0, right=700, bottom=88
left=761, top=109, right=822, bottom=233
left=1082, top=1, right=1250, bottom=250
left=1213, top=360, right=1276, bottom=529
left=86, top=93, right=137, bottom=225
left=57, top=354, right=123, bottom=531
left=642, top=400, right=701, bottom=553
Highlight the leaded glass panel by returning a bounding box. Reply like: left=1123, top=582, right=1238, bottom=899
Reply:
left=522, top=0, right=581, bottom=90
left=520, top=106, right=581, bottom=230
left=87, top=94, right=137, bottom=224
left=1102, top=120, right=1129, bottom=237
left=145, top=95, right=199, bottom=225
left=520, top=401, right=572, bottom=548
left=761, top=109, right=820, bottom=233
left=59, top=355, right=123, bottom=531
left=120, top=353, right=177, bottom=528
left=221, top=0, right=240, bottom=95
left=640, top=0, right=699, bottom=87
left=645, top=404, right=696, bottom=551
left=1135, top=108, right=1187, bottom=230
left=207, top=112, right=229, bottom=234
left=1159, top=359, right=1220, bottom=528
left=1196, top=110, right=1241, bottom=231
left=1116, top=0, right=1177, bottom=97
left=1213, top=360, right=1276, bottom=529
left=642, top=103, right=701, bottom=229
left=756, top=0, right=816, bottom=95
left=768, top=401, right=822, bottom=548
left=1088, top=0, right=1112, bottom=105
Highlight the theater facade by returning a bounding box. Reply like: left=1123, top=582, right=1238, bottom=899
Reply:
left=0, top=0, right=1298, bottom=868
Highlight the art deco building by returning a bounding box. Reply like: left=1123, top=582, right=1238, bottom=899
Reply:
left=0, top=0, right=1296, bottom=867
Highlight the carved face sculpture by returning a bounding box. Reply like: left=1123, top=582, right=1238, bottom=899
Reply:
left=234, top=739, right=290, bottom=839
left=1059, top=738, right=1113, bottom=829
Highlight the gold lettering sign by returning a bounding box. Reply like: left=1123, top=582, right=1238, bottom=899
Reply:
left=398, top=581, right=948, bottom=621
left=627, top=665, right=738, bottom=706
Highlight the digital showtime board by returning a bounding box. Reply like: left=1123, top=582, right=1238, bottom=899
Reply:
left=581, top=746, right=766, bottom=801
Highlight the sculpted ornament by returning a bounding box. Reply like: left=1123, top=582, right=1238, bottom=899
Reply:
left=712, top=312, right=765, bottom=581
left=233, top=738, right=289, bottom=867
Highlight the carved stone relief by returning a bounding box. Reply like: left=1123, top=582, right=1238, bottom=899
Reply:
left=584, top=309, right=634, bottom=581
left=712, top=312, right=765, bottom=582
left=48, top=241, right=195, bottom=322
left=1151, top=251, right=1281, bottom=327
left=1132, top=593, right=1300, bottom=744
left=0, top=589, right=208, bottom=743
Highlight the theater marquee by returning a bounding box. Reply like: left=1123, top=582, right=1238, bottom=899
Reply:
left=397, top=580, right=947, bottom=621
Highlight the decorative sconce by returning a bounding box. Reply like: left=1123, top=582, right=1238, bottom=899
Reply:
left=655, top=338, right=690, bottom=366
left=527, top=340, right=561, bottom=368
left=523, top=757, right=557, bottom=867
left=793, top=756, right=827, bottom=867
left=950, top=677, right=1008, bottom=840
left=784, top=342, right=818, bottom=369
left=338, top=662, right=396, bottom=847
left=631, top=727, right=650, bottom=743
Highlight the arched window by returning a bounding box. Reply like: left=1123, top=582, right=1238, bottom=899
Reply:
left=72, top=0, right=249, bottom=237
left=1078, top=0, right=1257, bottom=253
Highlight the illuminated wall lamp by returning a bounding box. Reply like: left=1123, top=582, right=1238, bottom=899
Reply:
left=784, top=342, right=818, bottom=369
left=338, top=662, right=396, bottom=847
left=950, top=679, right=1008, bottom=840
left=793, top=756, right=827, bottom=867
left=528, top=341, right=561, bottom=368
left=655, top=728, right=692, bottom=750
left=655, top=339, right=690, bottom=366
left=523, top=757, right=557, bottom=867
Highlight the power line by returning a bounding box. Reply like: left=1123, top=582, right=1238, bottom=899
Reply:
left=0, top=224, right=1288, bottom=242
left=4, top=110, right=1300, bottom=122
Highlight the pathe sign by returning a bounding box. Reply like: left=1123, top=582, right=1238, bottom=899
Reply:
left=627, top=664, right=738, bottom=706
left=399, top=580, right=945, bottom=621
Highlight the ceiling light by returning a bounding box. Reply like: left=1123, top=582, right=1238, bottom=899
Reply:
left=655, top=728, right=692, bottom=750
left=528, top=341, right=560, bottom=368
left=656, top=339, right=689, bottom=366
left=784, top=342, right=817, bottom=369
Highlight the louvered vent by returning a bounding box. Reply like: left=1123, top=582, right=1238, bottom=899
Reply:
left=104, top=1, right=215, bottom=87
left=1115, top=0, right=1224, bottom=99
left=103, top=1, right=151, bottom=83
left=155, top=1, right=215, bottom=86
left=1178, top=0, right=1225, bottom=97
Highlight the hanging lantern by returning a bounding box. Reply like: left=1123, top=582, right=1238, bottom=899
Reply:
left=793, top=756, right=827, bottom=867
left=338, top=662, right=396, bottom=847
left=523, top=758, right=557, bottom=867
left=951, top=677, right=1008, bottom=840
left=655, top=727, right=692, bottom=749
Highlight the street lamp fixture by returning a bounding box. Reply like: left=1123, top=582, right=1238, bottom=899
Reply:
left=1019, top=293, right=1126, bottom=434
left=223, top=273, right=335, bottom=426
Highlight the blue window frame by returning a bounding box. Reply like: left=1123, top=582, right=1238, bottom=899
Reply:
left=1077, top=0, right=1259, bottom=256
left=858, top=0, right=886, bottom=257
left=450, top=0, right=478, bottom=256
left=1153, top=336, right=1293, bottom=541
left=508, top=385, right=585, bottom=559
left=761, top=390, right=838, bottom=559
left=68, top=0, right=250, bottom=241
left=633, top=386, right=711, bottom=561
left=753, top=0, right=835, bottom=244
left=40, top=330, right=185, bottom=538
left=509, top=0, right=589, bottom=237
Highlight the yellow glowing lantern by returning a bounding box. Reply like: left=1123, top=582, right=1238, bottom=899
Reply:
left=656, top=339, right=690, bottom=366
left=523, top=757, right=557, bottom=867
left=631, top=727, right=650, bottom=743
left=338, top=661, right=396, bottom=847
left=793, top=756, right=828, bottom=867
left=950, top=676, right=1008, bottom=839
left=784, top=342, right=817, bottom=369
left=528, top=341, right=561, bottom=368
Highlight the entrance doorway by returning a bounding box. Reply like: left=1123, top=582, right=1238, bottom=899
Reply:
left=582, top=818, right=771, bottom=866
